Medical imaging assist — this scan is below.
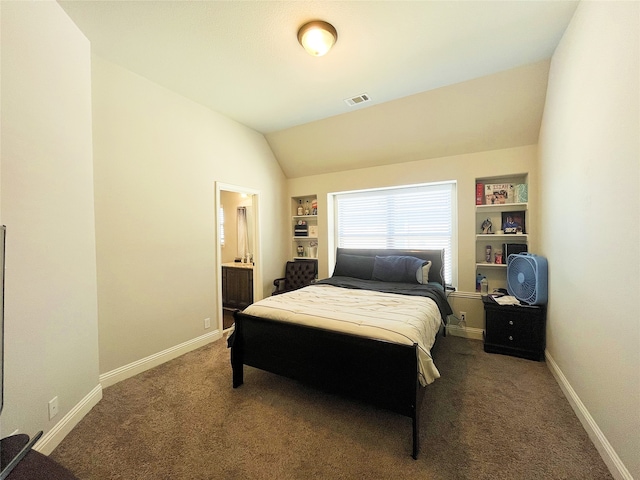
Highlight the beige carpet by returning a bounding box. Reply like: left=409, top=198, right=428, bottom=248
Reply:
left=50, top=335, right=612, bottom=480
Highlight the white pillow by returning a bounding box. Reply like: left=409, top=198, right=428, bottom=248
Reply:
left=416, top=261, right=432, bottom=284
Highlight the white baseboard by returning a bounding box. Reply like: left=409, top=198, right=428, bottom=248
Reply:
left=33, top=384, right=103, bottom=456
left=30, top=331, right=221, bottom=456
left=446, top=323, right=484, bottom=340
left=99, top=330, right=221, bottom=388
left=545, top=351, right=632, bottom=480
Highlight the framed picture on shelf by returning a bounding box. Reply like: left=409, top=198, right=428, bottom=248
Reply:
left=501, top=211, right=526, bottom=234
left=308, top=225, right=318, bottom=237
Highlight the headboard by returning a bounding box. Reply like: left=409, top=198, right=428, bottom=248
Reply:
left=335, top=248, right=446, bottom=288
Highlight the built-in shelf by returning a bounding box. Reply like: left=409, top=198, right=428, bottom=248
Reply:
left=476, top=234, right=528, bottom=240
left=476, top=202, right=528, bottom=212
left=292, top=195, right=318, bottom=261
left=475, top=174, right=529, bottom=291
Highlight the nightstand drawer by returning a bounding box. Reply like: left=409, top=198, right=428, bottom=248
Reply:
left=485, top=315, right=537, bottom=350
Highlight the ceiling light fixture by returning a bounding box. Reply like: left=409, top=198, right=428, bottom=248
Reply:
left=297, top=20, right=337, bottom=57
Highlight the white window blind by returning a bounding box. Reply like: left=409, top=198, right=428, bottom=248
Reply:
left=219, top=206, right=225, bottom=247
left=335, top=182, right=455, bottom=284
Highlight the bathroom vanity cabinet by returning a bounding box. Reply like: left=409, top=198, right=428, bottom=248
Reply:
left=222, top=265, right=254, bottom=310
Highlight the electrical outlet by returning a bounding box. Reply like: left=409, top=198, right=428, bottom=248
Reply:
left=460, top=312, right=466, bottom=324
left=204, top=318, right=211, bottom=329
left=48, top=396, right=59, bottom=420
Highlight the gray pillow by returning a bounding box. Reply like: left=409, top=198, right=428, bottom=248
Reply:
left=372, top=255, right=427, bottom=283
left=332, top=254, right=375, bottom=280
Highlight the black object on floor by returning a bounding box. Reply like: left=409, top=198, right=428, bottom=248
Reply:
left=1, top=434, right=79, bottom=480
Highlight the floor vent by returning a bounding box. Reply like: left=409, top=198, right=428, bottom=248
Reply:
left=344, top=93, right=371, bottom=107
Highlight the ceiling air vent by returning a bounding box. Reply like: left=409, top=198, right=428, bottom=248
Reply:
left=344, top=93, right=371, bottom=107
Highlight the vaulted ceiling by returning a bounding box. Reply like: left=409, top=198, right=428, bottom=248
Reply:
left=58, top=1, right=578, bottom=177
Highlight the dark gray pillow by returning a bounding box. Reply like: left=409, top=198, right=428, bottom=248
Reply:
left=332, top=254, right=375, bottom=280
left=372, top=255, right=427, bottom=283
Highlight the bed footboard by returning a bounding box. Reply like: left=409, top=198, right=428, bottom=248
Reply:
left=230, top=310, right=425, bottom=459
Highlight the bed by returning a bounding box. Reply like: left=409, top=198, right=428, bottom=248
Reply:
left=229, top=248, right=452, bottom=459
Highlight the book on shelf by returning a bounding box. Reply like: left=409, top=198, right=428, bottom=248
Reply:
left=515, top=184, right=528, bottom=203
left=484, top=183, right=515, bottom=205
left=476, top=183, right=484, bottom=205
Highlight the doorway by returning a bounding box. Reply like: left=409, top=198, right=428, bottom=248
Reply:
left=215, top=183, right=261, bottom=331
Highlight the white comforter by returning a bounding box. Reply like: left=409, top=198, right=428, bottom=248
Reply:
left=242, top=284, right=442, bottom=386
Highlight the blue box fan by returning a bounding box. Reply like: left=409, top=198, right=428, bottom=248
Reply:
left=507, top=253, right=548, bottom=305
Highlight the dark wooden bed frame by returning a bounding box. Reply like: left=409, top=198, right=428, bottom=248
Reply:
left=231, top=248, right=448, bottom=459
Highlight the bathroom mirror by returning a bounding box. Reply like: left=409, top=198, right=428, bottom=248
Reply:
left=219, top=190, right=255, bottom=264
left=237, top=205, right=254, bottom=263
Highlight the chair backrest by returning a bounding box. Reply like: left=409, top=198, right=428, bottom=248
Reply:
left=284, top=260, right=317, bottom=291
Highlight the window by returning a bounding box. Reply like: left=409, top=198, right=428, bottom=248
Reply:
left=333, top=182, right=456, bottom=284
left=219, top=206, right=225, bottom=247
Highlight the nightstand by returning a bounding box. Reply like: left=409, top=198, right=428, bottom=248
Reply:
left=483, top=296, right=546, bottom=361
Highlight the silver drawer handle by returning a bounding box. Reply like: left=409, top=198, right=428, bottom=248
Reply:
left=509, top=320, right=514, bottom=325
left=509, top=335, right=513, bottom=341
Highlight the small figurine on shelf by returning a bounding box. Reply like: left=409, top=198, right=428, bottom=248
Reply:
left=297, top=245, right=304, bottom=256
left=311, top=199, right=318, bottom=215
left=481, top=218, right=492, bottom=234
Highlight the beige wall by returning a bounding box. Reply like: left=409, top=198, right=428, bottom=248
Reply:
left=92, top=57, right=288, bottom=374
left=539, top=2, right=639, bottom=478
left=287, top=144, right=538, bottom=331
left=0, top=0, right=100, bottom=445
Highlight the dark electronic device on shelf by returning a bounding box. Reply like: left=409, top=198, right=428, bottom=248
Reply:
left=503, top=243, right=528, bottom=264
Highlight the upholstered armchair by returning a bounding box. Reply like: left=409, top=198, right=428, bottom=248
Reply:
left=272, top=260, right=317, bottom=295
